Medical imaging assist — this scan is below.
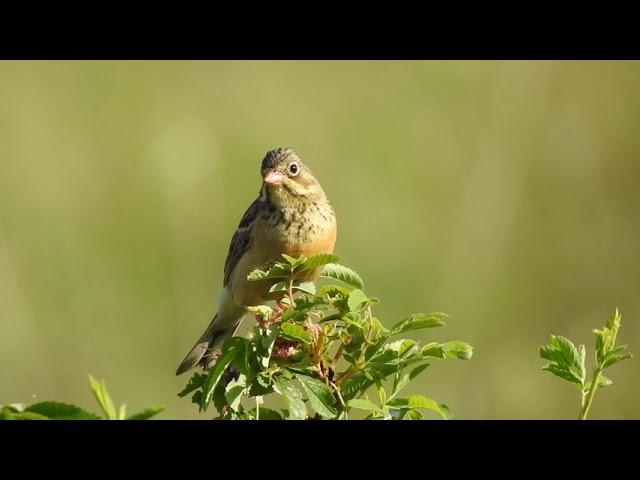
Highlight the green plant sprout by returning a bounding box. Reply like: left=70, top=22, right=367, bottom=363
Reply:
left=539, top=309, right=633, bottom=420
left=179, top=254, right=473, bottom=420
left=0, top=375, right=163, bottom=420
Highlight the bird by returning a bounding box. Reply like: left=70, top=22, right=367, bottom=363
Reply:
left=176, top=147, right=337, bottom=375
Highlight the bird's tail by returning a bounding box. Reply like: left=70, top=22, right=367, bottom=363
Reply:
left=176, top=289, right=246, bottom=375
left=175, top=314, right=244, bottom=375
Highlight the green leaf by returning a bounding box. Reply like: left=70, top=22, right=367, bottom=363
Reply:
left=541, top=364, right=583, bottom=385
left=88, top=375, right=118, bottom=420
left=443, top=341, right=474, bottom=360
left=178, top=372, right=207, bottom=398
left=377, top=385, right=387, bottom=405
left=296, top=375, right=338, bottom=419
left=320, top=263, right=364, bottom=290
left=9, top=411, right=51, bottom=420
left=319, top=285, right=351, bottom=311
left=421, top=342, right=446, bottom=359
left=293, top=281, right=316, bottom=295
left=274, top=377, right=307, bottom=420
left=256, top=325, right=280, bottom=368
left=405, top=409, right=424, bottom=420
left=347, top=398, right=386, bottom=416
left=347, top=289, right=369, bottom=312
left=24, top=402, right=101, bottom=420
left=1, top=404, right=26, bottom=413
left=0, top=407, right=14, bottom=419
left=409, top=363, right=430, bottom=380
left=390, top=312, right=447, bottom=336
left=606, top=308, right=622, bottom=338
left=224, top=375, right=247, bottom=411
left=602, top=347, right=633, bottom=369
left=387, top=395, right=452, bottom=419
left=201, top=338, right=244, bottom=411
left=245, top=407, right=284, bottom=420
left=281, top=253, right=300, bottom=265
left=299, top=254, right=340, bottom=272
left=280, top=322, right=313, bottom=343
left=246, top=305, right=276, bottom=322
left=127, top=405, right=164, bottom=420
left=247, top=264, right=291, bottom=282
left=539, top=335, right=586, bottom=386
left=340, top=373, right=375, bottom=401
left=268, top=282, right=287, bottom=293
left=583, top=375, right=613, bottom=393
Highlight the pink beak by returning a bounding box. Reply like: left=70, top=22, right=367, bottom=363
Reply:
left=263, top=170, right=286, bottom=185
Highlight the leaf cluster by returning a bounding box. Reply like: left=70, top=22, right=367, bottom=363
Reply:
left=539, top=309, right=632, bottom=419
left=180, top=254, right=473, bottom=420
left=0, top=375, right=163, bottom=420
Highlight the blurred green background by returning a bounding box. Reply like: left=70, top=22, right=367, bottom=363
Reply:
left=1, top=61, right=638, bottom=419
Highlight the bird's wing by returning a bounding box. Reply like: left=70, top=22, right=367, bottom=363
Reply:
left=223, top=198, right=262, bottom=287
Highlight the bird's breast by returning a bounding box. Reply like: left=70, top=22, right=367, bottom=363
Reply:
left=230, top=199, right=337, bottom=307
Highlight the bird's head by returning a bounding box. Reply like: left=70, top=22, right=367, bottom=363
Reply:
left=260, top=148, right=325, bottom=205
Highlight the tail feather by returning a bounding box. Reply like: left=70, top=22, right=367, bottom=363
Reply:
left=176, top=287, right=246, bottom=376
left=176, top=314, right=245, bottom=375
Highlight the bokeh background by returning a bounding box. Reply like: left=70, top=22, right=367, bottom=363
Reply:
left=1, top=61, right=638, bottom=419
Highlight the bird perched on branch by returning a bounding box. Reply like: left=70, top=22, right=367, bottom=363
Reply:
left=176, top=148, right=337, bottom=375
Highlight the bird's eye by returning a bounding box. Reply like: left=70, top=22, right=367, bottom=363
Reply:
left=289, top=162, right=299, bottom=176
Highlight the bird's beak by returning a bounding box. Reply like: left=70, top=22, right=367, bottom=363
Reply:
left=263, top=170, right=286, bottom=185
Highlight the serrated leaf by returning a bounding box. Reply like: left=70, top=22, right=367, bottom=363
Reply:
left=390, top=313, right=447, bottom=336
left=201, top=338, right=244, bottom=411
left=296, top=375, right=338, bottom=419
left=443, top=341, right=474, bottom=360
left=321, top=263, right=364, bottom=290
left=23, top=402, right=102, bottom=420
left=280, top=322, right=313, bottom=343
left=127, top=405, right=164, bottom=420
left=299, top=254, right=340, bottom=273
left=541, top=363, right=583, bottom=385
left=602, top=348, right=633, bottom=368
left=274, top=377, right=307, bottom=420
left=347, top=289, right=369, bottom=312
left=347, top=398, right=386, bottom=416
left=88, top=375, right=118, bottom=420
left=539, top=335, right=586, bottom=385
left=178, top=372, right=207, bottom=398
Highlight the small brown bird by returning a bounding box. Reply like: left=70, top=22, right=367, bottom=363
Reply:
left=176, top=148, right=337, bottom=375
